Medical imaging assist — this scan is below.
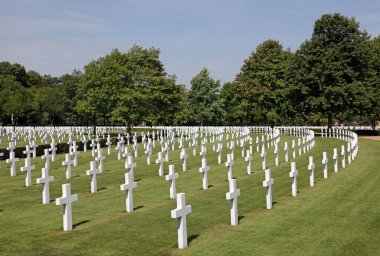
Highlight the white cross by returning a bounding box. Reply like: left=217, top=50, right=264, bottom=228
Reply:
left=21, top=158, right=36, bottom=187
left=6, top=151, right=19, bottom=177
left=165, top=142, right=170, bottom=162
left=95, top=148, right=105, bottom=173
left=225, top=153, right=234, bottom=180
left=96, top=143, right=101, bottom=154
left=36, top=167, right=54, bottom=204
left=67, top=135, right=73, bottom=155
left=180, top=148, right=188, bottom=171
left=82, top=137, right=87, bottom=152
left=49, top=141, right=57, bottom=161
left=261, top=144, right=267, bottom=170
left=199, top=158, right=210, bottom=190
left=308, top=156, right=315, bottom=187
left=341, top=145, right=346, bottom=169
left=245, top=150, right=252, bottom=175
left=292, top=140, right=296, bottom=159
left=229, top=140, right=235, bottom=160
left=23, top=145, right=33, bottom=159
left=31, top=140, right=37, bottom=158
left=226, top=178, right=240, bottom=226
left=165, top=165, right=179, bottom=199
left=122, top=147, right=131, bottom=161
left=192, top=140, right=197, bottom=156
left=116, top=141, right=123, bottom=160
left=55, top=183, right=78, bottom=231
left=133, top=140, right=139, bottom=158
left=322, top=152, right=328, bottom=179
left=86, top=161, right=101, bottom=193
left=106, top=134, right=112, bottom=155
left=302, top=137, right=306, bottom=154
left=145, top=145, right=152, bottom=165
left=7, top=142, right=15, bottom=152
left=120, top=171, right=137, bottom=212
left=125, top=155, right=136, bottom=180
left=347, top=143, right=352, bottom=164
left=70, top=141, right=79, bottom=167
left=155, top=152, right=165, bottom=176
left=171, top=193, right=192, bottom=249
left=217, top=143, right=223, bottom=164
left=256, top=136, right=260, bottom=152
left=284, top=142, right=289, bottom=162
left=62, top=153, right=74, bottom=179
left=199, top=147, right=206, bottom=160
left=262, top=169, right=274, bottom=209
left=20, top=158, right=35, bottom=187
left=90, top=139, right=96, bottom=157
left=333, top=148, right=338, bottom=173
left=41, top=148, right=52, bottom=169
left=274, top=143, right=279, bottom=166
left=298, top=138, right=302, bottom=156
left=289, top=162, right=298, bottom=197
left=241, top=138, right=245, bottom=157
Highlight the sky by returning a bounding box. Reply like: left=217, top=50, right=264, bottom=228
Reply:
left=0, top=0, right=380, bottom=87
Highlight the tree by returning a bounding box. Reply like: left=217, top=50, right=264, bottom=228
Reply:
left=187, top=68, right=223, bottom=126
left=77, top=45, right=184, bottom=129
left=235, top=40, right=293, bottom=126
left=287, top=13, right=371, bottom=128
left=0, top=76, right=31, bottom=124
left=219, top=82, right=249, bottom=125
left=27, top=70, right=43, bottom=87
left=0, top=61, right=28, bottom=87
left=58, top=70, right=82, bottom=124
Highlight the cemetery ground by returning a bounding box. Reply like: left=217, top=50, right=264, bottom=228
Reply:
left=0, top=135, right=379, bottom=255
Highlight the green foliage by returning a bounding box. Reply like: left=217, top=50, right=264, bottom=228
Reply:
left=234, top=40, right=293, bottom=125
left=186, top=68, right=224, bottom=126
left=219, top=82, right=249, bottom=125
left=77, top=46, right=184, bottom=126
left=0, top=61, right=28, bottom=87
left=287, top=13, right=371, bottom=127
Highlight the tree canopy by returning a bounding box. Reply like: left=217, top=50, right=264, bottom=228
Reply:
left=0, top=13, right=378, bottom=128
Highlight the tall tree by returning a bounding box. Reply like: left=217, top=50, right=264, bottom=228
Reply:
left=287, top=13, right=371, bottom=128
left=187, top=68, right=223, bottom=126
left=0, top=61, right=28, bottom=87
left=77, top=45, right=183, bottom=128
left=0, top=76, right=31, bottom=125
left=219, top=82, right=249, bottom=125
left=235, top=40, right=292, bottom=126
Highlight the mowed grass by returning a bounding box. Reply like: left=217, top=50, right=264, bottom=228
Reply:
left=0, top=135, right=378, bottom=255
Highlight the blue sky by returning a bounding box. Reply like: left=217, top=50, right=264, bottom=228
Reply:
left=0, top=0, right=379, bottom=86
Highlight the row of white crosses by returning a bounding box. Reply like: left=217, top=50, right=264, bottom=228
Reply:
left=0, top=126, right=357, bottom=247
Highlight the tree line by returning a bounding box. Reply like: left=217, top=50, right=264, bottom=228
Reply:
left=0, top=13, right=379, bottom=129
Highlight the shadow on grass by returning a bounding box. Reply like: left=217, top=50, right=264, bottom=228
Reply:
left=238, top=215, right=245, bottom=222
left=98, top=187, right=107, bottom=192
left=73, top=220, right=89, bottom=229
left=134, top=205, right=144, bottom=211
left=72, top=175, right=80, bottom=178
left=188, top=234, right=199, bottom=245
left=135, top=179, right=142, bottom=182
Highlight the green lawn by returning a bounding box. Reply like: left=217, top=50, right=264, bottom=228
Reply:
left=0, top=135, right=378, bottom=255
